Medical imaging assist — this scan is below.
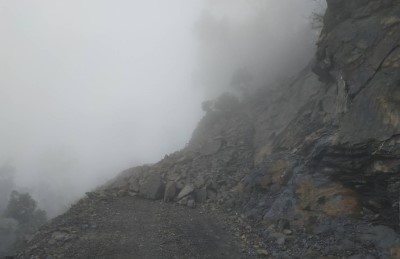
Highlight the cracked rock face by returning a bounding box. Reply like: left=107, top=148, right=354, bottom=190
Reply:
left=314, top=0, right=400, bottom=143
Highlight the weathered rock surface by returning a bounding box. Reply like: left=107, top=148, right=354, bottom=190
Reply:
left=139, top=171, right=164, bottom=200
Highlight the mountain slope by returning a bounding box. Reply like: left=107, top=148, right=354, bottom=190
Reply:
left=11, top=0, right=400, bottom=258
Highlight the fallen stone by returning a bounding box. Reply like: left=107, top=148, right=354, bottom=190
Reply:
left=276, top=237, right=285, bottom=246
left=175, top=179, right=186, bottom=190
left=177, top=196, right=189, bottom=205
left=51, top=231, right=68, bottom=241
left=358, top=225, right=400, bottom=252
left=117, top=189, right=127, bottom=196
left=257, top=249, right=269, bottom=256
left=270, top=233, right=285, bottom=240
left=128, top=176, right=140, bottom=193
left=194, top=176, right=206, bottom=188
left=194, top=188, right=207, bottom=203
left=207, top=189, right=217, bottom=201
left=200, top=139, right=222, bottom=156
left=177, top=185, right=195, bottom=200
left=283, top=229, right=292, bottom=235
left=166, top=170, right=182, bottom=182
left=139, top=172, right=164, bottom=200
left=347, top=255, right=375, bottom=259
left=128, top=191, right=138, bottom=197
left=276, top=219, right=290, bottom=232
left=164, top=182, right=177, bottom=202
left=187, top=199, right=196, bottom=208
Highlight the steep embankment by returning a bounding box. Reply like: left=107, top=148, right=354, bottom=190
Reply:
left=11, top=1, right=400, bottom=258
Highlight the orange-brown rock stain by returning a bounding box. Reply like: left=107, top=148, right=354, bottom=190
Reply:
left=295, top=179, right=361, bottom=218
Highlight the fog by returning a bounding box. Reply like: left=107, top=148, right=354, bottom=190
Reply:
left=194, top=0, right=326, bottom=97
left=0, top=0, right=325, bottom=218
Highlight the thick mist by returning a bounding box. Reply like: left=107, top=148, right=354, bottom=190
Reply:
left=0, top=0, right=325, bottom=218
left=195, top=0, right=326, bottom=97
left=0, top=0, right=204, bottom=217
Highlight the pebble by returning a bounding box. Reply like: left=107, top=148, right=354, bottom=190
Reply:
left=276, top=237, right=286, bottom=246
left=283, top=229, right=293, bottom=235
left=257, top=249, right=269, bottom=256
left=187, top=199, right=196, bottom=208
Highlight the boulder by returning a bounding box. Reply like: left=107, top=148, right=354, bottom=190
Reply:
left=139, top=172, right=164, bottom=200
left=187, top=199, right=196, bottom=208
left=257, top=249, right=269, bottom=256
left=194, top=188, right=207, bottom=203
left=206, top=189, right=217, bottom=201
left=177, top=185, right=195, bottom=200
left=193, top=176, right=205, bottom=188
left=163, top=182, right=177, bottom=202
left=128, top=176, right=140, bottom=193
left=200, top=139, right=222, bottom=156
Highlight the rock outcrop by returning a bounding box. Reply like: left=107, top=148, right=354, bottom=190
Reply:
left=10, top=1, right=400, bottom=258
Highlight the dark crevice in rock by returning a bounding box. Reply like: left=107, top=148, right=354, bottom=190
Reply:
left=349, top=44, right=400, bottom=99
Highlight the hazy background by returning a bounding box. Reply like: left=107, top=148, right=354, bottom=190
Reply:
left=0, top=0, right=325, bottom=217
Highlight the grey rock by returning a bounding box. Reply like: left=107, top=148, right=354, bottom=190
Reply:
left=282, top=229, right=292, bottom=235
left=163, top=182, right=177, bottom=202
left=107, top=167, right=145, bottom=191
left=128, top=176, right=140, bottom=193
left=276, top=219, right=290, bottom=232
left=347, top=255, right=375, bottom=259
left=200, top=139, right=222, bottom=156
left=51, top=231, right=68, bottom=241
left=206, top=189, right=217, bottom=201
left=187, top=199, right=196, bottom=208
left=276, top=237, right=285, bottom=246
left=193, top=176, right=206, bottom=188
left=256, top=249, right=269, bottom=256
left=47, top=231, right=69, bottom=245
left=177, top=185, right=195, bottom=200
left=166, top=170, right=182, bottom=182
left=139, top=172, right=164, bottom=200
left=339, top=239, right=356, bottom=250
left=358, top=225, right=400, bottom=252
left=177, top=196, right=189, bottom=205
left=270, top=233, right=285, bottom=240
left=194, top=188, right=207, bottom=203
left=128, top=191, right=138, bottom=197
left=175, top=179, right=186, bottom=190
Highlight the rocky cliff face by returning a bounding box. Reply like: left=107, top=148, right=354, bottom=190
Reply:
left=12, top=1, right=400, bottom=258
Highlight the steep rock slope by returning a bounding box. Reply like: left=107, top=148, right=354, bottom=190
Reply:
left=239, top=0, right=400, bottom=257
left=11, top=0, right=400, bottom=258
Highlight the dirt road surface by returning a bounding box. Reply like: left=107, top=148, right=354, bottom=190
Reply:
left=15, top=195, right=251, bottom=259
